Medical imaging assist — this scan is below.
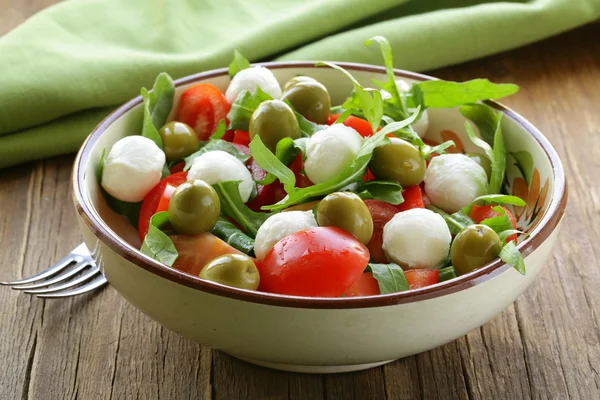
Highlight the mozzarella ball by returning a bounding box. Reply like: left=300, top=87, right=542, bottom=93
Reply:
left=424, top=154, right=488, bottom=213
left=304, top=125, right=363, bottom=184
left=101, top=136, right=165, bottom=202
left=225, top=66, right=282, bottom=103
left=187, top=150, right=254, bottom=202
left=382, top=208, right=451, bottom=269
left=254, top=211, right=318, bottom=261
left=381, top=80, right=429, bottom=138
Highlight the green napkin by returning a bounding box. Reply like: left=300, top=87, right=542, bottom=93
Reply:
left=0, top=0, right=598, bottom=169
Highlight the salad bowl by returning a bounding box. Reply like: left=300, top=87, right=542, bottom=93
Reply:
left=73, top=62, right=567, bottom=373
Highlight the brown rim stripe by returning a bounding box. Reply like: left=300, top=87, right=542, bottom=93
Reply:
left=72, top=62, right=568, bottom=309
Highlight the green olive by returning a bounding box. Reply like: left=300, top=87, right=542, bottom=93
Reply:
left=467, top=152, right=492, bottom=179
left=158, top=121, right=199, bottom=161
left=168, top=180, right=220, bottom=235
left=249, top=100, right=301, bottom=152
left=451, top=224, right=503, bottom=275
left=280, top=81, right=331, bottom=124
left=199, top=254, right=260, bottom=290
left=316, top=192, right=373, bottom=244
left=368, top=137, right=426, bottom=186
left=283, top=76, right=318, bottom=92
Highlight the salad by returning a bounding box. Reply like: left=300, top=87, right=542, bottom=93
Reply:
left=98, top=36, right=528, bottom=298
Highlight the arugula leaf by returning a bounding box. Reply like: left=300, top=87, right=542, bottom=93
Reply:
left=498, top=229, right=527, bottom=242
left=465, top=121, right=494, bottom=161
left=227, top=88, right=273, bottom=131
left=490, top=118, right=506, bottom=195
left=356, top=180, right=404, bottom=205
left=459, top=104, right=498, bottom=146
left=287, top=104, right=328, bottom=136
left=183, top=139, right=250, bottom=171
left=263, top=112, right=420, bottom=211
left=414, top=79, right=519, bottom=108
left=140, top=212, right=178, bottom=267
left=334, top=109, right=354, bottom=124
left=369, top=263, right=409, bottom=294
left=97, top=148, right=106, bottom=184
left=427, top=205, right=474, bottom=236
left=422, top=140, right=455, bottom=160
left=140, top=73, right=175, bottom=149
left=463, top=194, right=526, bottom=214
left=210, top=119, right=227, bottom=140
left=212, top=181, right=272, bottom=237
left=211, top=217, right=255, bottom=255
left=499, top=241, right=526, bottom=275
left=249, top=135, right=296, bottom=192
left=438, top=266, right=457, bottom=282
left=479, top=206, right=513, bottom=234
left=366, top=36, right=403, bottom=112
left=255, top=137, right=303, bottom=186
left=228, top=50, right=251, bottom=78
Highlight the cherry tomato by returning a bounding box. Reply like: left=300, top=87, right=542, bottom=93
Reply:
left=362, top=169, right=376, bottom=182
left=258, top=227, right=370, bottom=297
left=171, top=233, right=245, bottom=276
left=176, top=84, right=230, bottom=141
left=405, top=269, right=439, bottom=290
left=395, top=185, right=425, bottom=212
left=138, top=172, right=188, bottom=242
left=169, top=162, right=185, bottom=174
left=469, top=205, right=518, bottom=242
left=364, top=200, right=398, bottom=263
left=342, top=272, right=380, bottom=297
left=327, top=114, right=373, bottom=137
left=289, top=154, right=313, bottom=188
left=233, top=130, right=251, bottom=146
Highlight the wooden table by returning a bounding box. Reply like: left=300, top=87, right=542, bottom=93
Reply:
left=1, top=2, right=599, bottom=398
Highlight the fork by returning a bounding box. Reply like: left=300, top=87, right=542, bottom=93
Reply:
left=0, top=243, right=108, bottom=298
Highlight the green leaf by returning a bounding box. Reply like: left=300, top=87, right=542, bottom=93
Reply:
left=140, top=212, right=178, bottom=267
left=212, top=181, right=272, bottom=238
left=161, top=163, right=171, bottom=179
left=511, top=151, right=534, bottom=185
left=459, top=104, right=497, bottom=146
left=97, top=148, right=106, bottom=184
left=141, top=73, right=175, bottom=149
left=256, top=137, right=303, bottom=186
left=427, top=205, right=474, bottom=236
left=489, top=116, right=506, bottom=195
left=211, top=217, right=255, bottom=255
left=228, top=50, right=251, bottom=78
left=479, top=206, right=512, bottom=234
left=463, top=194, right=526, bottom=214
left=422, top=140, right=455, bottom=160
left=210, top=119, right=227, bottom=140
left=334, top=109, right=354, bottom=124
left=184, top=139, right=250, bottom=171
left=356, top=180, right=404, bottom=205
left=366, top=36, right=403, bottom=111
left=499, top=241, right=526, bottom=275
left=263, top=111, right=420, bottom=211
left=226, top=88, right=273, bottom=131
left=293, top=108, right=328, bottom=137
left=465, top=121, right=494, bottom=161
left=498, top=229, right=528, bottom=242
left=438, top=266, right=457, bottom=282
left=249, top=135, right=296, bottom=192
left=369, top=263, right=409, bottom=294
left=415, top=79, right=519, bottom=108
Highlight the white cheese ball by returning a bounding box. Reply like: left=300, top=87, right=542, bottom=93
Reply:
left=187, top=150, right=254, bottom=202
left=225, top=66, right=282, bottom=103
left=424, top=153, right=488, bottom=213
left=254, top=211, right=318, bottom=261
left=382, top=208, right=451, bottom=269
left=101, top=136, right=165, bottom=203
left=304, top=124, right=363, bottom=184
left=381, top=80, right=429, bottom=138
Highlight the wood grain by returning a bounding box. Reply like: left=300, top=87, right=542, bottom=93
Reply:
left=1, top=2, right=599, bottom=399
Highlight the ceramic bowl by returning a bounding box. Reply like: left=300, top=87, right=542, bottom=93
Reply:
left=72, top=63, right=567, bottom=373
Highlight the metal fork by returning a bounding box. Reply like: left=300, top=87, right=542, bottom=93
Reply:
left=0, top=243, right=107, bottom=298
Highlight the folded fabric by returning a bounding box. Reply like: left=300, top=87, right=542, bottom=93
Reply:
left=0, top=0, right=598, bottom=169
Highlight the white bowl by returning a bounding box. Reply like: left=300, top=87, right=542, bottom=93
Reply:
left=72, top=63, right=567, bottom=373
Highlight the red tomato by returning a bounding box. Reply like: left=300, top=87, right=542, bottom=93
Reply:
left=362, top=169, right=376, bottom=182
left=138, top=172, right=188, bottom=242
left=405, top=269, right=439, bottom=290
left=171, top=233, right=245, bottom=276
left=245, top=159, right=276, bottom=211
left=343, top=272, right=380, bottom=297
left=469, top=205, right=518, bottom=242
left=258, top=227, right=370, bottom=297
left=221, top=130, right=235, bottom=142
left=176, top=84, right=230, bottom=141
left=233, top=130, right=251, bottom=146
left=169, top=162, right=185, bottom=174
left=364, top=200, right=398, bottom=263
left=395, top=185, right=425, bottom=212
left=289, top=154, right=313, bottom=188
left=327, top=114, right=373, bottom=137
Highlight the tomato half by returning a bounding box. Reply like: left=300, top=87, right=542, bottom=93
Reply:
left=395, top=185, right=425, bottom=212
left=138, top=172, right=188, bottom=242
left=327, top=114, right=373, bottom=137
left=176, top=84, right=231, bottom=141
left=233, top=130, right=251, bottom=146
left=289, top=154, right=313, bottom=188
left=169, top=162, right=185, bottom=174
left=469, top=205, right=518, bottom=242
left=171, top=233, right=245, bottom=276
left=364, top=200, right=398, bottom=263
left=342, top=272, right=380, bottom=297
left=258, top=227, right=370, bottom=297
left=405, top=269, right=439, bottom=290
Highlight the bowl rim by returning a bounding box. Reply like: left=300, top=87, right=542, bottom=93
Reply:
left=73, top=61, right=568, bottom=309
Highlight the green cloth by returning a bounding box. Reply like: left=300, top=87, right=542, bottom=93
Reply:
left=0, top=0, right=598, bottom=169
